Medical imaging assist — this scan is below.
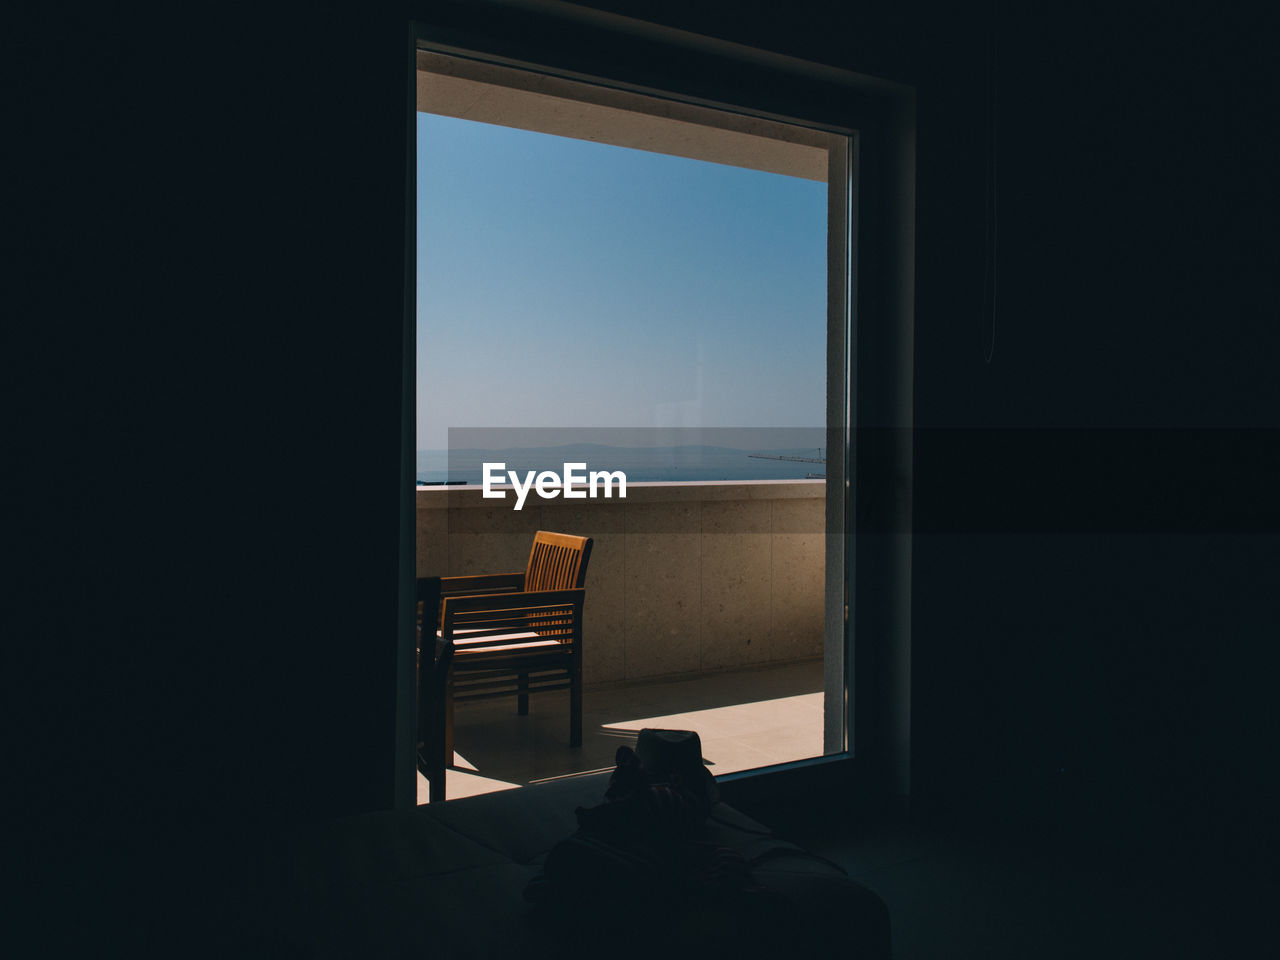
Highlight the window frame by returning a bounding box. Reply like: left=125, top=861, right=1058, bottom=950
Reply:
left=399, top=4, right=914, bottom=812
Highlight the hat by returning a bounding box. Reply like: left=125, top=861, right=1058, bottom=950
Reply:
left=633, top=728, right=719, bottom=805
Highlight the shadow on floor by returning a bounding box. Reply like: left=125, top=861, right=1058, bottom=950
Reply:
left=421, top=659, right=825, bottom=803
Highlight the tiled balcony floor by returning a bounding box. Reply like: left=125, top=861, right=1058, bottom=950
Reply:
left=417, top=658, right=825, bottom=804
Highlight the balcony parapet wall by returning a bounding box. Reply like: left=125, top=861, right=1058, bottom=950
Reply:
left=417, top=480, right=825, bottom=684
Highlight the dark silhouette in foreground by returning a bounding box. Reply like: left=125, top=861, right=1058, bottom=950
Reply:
left=525, top=730, right=891, bottom=959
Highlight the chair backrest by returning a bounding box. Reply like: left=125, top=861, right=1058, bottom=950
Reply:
left=524, top=531, right=593, bottom=592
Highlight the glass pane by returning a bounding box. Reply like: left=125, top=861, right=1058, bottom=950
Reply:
left=416, top=66, right=841, bottom=803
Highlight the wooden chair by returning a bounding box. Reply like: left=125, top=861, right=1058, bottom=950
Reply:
left=417, top=531, right=593, bottom=801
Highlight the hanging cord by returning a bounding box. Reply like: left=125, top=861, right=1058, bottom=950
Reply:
left=748, top=845, right=852, bottom=876
left=982, top=2, right=999, bottom=365
left=707, top=811, right=775, bottom=836
left=705, top=811, right=852, bottom=875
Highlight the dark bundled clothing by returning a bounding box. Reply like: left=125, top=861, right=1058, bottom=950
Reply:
left=524, top=744, right=799, bottom=958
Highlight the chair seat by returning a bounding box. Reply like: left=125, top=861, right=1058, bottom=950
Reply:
left=438, top=628, right=565, bottom=657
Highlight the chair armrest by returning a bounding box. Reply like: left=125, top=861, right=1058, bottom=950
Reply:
left=439, top=588, right=586, bottom=647
left=439, top=572, right=526, bottom=595
left=416, top=574, right=526, bottom=636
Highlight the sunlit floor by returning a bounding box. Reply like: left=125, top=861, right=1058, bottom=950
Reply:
left=417, top=658, right=824, bottom=803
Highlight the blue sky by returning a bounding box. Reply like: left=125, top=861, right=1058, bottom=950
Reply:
left=416, top=112, right=827, bottom=451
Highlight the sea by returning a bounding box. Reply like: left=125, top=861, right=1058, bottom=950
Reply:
left=416, top=444, right=826, bottom=485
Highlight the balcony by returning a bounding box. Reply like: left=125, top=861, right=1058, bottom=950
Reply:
left=416, top=479, right=828, bottom=801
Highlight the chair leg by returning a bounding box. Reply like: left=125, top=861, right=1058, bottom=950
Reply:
left=428, top=759, right=446, bottom=803
left=418, top=726, right=446, bottom=804
left=444, top=676, right=455, bottom=768
left=419, top=664, right=447, bottom=803
left=517, top=672, right=529, bottom=715
left=569, top=667, right=582, bottom=748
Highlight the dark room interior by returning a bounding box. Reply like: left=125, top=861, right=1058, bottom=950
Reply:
left=12, top=1, right=1278, bottom=955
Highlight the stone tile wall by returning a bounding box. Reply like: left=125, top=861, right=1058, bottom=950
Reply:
left=417, top=481, right=825, bottom=684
